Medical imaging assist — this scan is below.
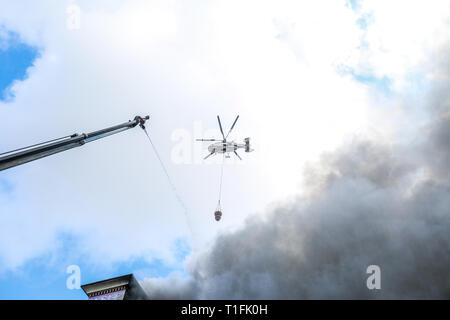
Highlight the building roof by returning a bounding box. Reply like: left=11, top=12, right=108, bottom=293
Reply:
left=81, top=273, right=148, bottom=300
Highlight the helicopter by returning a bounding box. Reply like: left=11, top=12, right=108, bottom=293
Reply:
left=196, top=115, right=253, bottom=160
left=197, top=115, right=253, bottom=221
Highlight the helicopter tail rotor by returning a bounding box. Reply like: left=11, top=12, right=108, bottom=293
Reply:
left=244, top=137, right=253, bottom=152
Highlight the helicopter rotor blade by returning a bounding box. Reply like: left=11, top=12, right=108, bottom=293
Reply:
left=204, top=151, right=215, bottom=160
left=226, top=115, right=239, bottom=139
left=233, top=150, right=242, bottom=160
left=217, top=116, right=225, bottom=141
left=196, top=139, right=221, bottom=141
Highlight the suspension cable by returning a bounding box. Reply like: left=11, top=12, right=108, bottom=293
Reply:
left=141, top=128, right=194, bottom=236
left=218, top=153, right=225, bottom=204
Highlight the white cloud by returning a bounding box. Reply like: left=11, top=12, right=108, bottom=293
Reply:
left=351, top=0, right=450, bottom=89
left=0, top=0, right=448, bottom=273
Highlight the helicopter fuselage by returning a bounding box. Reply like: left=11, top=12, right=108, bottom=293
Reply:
left=208, top=141, right=245, bottom=154
left=197, top=115, right=252, bottom=160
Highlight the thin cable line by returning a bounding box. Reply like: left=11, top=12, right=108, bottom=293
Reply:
left=218, top=153, right=225, bottom=204
left=142, top=128, right=194, bottom=238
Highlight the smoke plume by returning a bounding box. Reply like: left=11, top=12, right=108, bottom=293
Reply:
left=141, top=49, right=450, bottom=299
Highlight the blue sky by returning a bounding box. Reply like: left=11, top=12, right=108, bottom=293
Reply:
left=0, top=29, right=189, bottom=297
left=0, top=30, right=38, bottom=101
left=0, top=25, right=191, bottom=299
left=0, top=230, right=190, bottom=299
left=0, top=1, right=448, bottom=300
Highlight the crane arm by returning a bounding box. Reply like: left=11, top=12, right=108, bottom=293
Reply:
left=0, top=115, right=149, bottom=171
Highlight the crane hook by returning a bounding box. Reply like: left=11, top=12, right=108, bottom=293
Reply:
left=134, top=115, right=150, bottom=130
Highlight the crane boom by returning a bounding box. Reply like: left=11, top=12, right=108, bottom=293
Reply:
left=0, top=115, right=149, bottom=171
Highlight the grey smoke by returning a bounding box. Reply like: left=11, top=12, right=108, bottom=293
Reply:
left=141, top=52, right=450, bottom=300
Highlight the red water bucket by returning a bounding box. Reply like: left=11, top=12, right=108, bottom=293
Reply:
left=214, top=210, right=222, bottom=221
